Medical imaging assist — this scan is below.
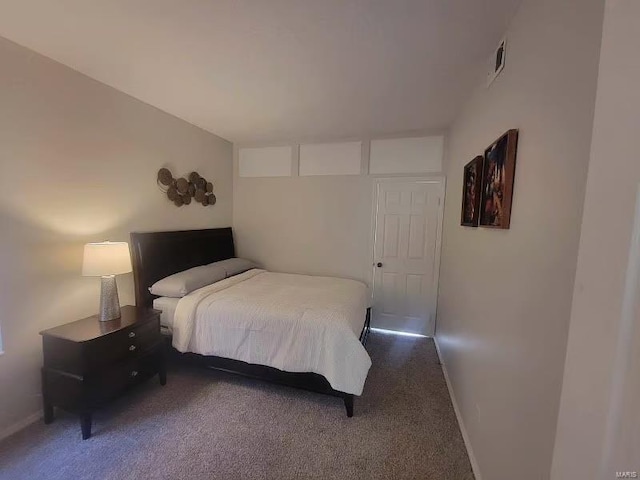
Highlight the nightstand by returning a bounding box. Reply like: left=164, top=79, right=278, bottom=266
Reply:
left=40, top=305, right=166, bottom=439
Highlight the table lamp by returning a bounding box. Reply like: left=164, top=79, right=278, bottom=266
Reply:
left=82, top=241, right=132, bottom=321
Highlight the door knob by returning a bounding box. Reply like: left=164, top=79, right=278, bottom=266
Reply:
left=376, top=262, right=383, bottom=268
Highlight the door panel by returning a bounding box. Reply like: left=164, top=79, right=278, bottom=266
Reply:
left=372, top=179, right=444, bottom=335
left=383, top=215, right=400, bottom=257
left=408, top=215, right=426, bottom=259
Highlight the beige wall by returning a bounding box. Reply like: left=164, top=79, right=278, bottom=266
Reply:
left=0, top=37, right=232, bottom=435
left=435, top=0, right=604, bottom=478
left=233, top=171, right=374, bottom=282
left=551, top=1, right=640, bottom=478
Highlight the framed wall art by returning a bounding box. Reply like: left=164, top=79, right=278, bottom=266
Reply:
left=479, top=129, right=519, bottom=229
left=461, top=155, right=484, bottom=227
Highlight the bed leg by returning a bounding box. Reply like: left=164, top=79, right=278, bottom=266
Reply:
left=365, top=308, right=371, bottom=341
left=343, top=394, right=354, bottom=418
left=360, top=308, right=372, bottom=346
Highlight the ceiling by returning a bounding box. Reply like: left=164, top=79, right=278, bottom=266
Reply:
left=0, top=0, right=520, bottom=143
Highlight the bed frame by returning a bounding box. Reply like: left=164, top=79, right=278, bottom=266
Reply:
left=130, top=227, right=371, bottom=417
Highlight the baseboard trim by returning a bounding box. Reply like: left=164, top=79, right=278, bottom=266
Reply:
left=434, top=337, right=483, bottom=480
left=0, top=411, right=42, bottom=442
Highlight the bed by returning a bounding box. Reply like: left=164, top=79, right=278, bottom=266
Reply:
left=130, top=227, right=371, bottom=416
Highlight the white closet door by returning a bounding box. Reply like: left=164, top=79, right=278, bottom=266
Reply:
left=371, top=178, right=444, bottom=336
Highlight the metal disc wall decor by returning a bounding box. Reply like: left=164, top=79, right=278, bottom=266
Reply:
left=176, top=178, right=189, bottom=194
left=157, top=168, right=173, bottom=186
left=157, top=169, right=217, bottom=207
left=194, top=189, right=206, bottom=203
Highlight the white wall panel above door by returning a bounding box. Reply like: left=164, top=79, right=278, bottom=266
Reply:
left=369, top=136, right=444, bottom=174
left=239, top=146, right=292, bottom=177
left=299, top=141, right=362, bottom=176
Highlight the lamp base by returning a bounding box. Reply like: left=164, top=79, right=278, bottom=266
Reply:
left=100, top=275, right=121, bottom=322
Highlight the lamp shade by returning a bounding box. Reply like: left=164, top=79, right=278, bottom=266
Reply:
left=82, top=242, right=132, bottom=277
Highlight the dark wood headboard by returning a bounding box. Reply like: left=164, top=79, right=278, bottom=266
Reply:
left=130, top=227, right=235, bottom=308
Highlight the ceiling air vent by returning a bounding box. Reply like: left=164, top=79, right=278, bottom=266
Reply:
left=487, top=37, right=506, bottom=87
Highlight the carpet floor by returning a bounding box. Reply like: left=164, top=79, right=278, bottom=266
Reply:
left=0, top=332, right=474, bottom=480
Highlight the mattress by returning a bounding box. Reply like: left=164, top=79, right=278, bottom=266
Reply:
left=152, top=296, right=180, bottom=331
left=172, top=269, right=372, bottom=395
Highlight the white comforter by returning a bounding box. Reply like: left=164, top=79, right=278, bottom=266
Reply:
left=172, top=269, right=372, bottom=395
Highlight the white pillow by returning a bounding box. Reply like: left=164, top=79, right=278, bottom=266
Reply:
left=215, top=258, right=258, bottom=277
left=149, top=263, right=226, bottom=298
left=148, top=258, right=258, bottom=297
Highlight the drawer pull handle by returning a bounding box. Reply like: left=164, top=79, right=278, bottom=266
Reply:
left=129, top=345, right=136, bottom=352
left=130, top=370, right=138, bottom=377
left=128, top=332, right=136, bottom=338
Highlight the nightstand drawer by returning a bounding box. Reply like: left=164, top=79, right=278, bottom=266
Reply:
left=84, top=317, right=161, bottom=371
left=85, top=349, right=163, bottom=406
left=43, top=348, right=164, bottom=411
